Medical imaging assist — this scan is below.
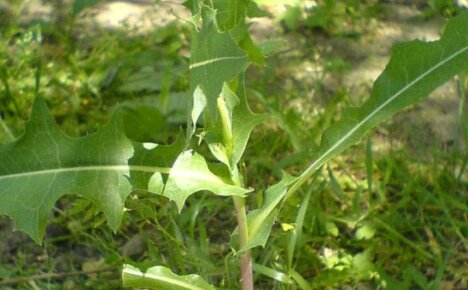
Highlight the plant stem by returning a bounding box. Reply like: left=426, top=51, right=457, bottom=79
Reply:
left=233, top=196, right=254, bottom=290
left=0, top=113, right=15, bottom=141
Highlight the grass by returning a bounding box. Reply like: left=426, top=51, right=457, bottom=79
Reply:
left=0, top=1, right=467, bottom=289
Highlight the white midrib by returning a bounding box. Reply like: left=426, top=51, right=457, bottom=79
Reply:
left=0, top=165, right=170, bottom=181
left=123, top=268, right=207, bottom=290
left=189, top=55, right=247, bottom=69
left=294, top=44, right=468, bottom=190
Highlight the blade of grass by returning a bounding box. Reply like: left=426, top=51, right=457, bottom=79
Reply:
left=287, top=187, right=312, bottom=270
left=366, top=137, right=373, bottom=193
left=252, top=263, right=293, bottom=284
left=374, top=218, right=434, bottom=261
left=0, top=113, right=15, bottom=142
left=456, top=73, right=467, bottom=181
left=289, top=269, right=312, bottom=290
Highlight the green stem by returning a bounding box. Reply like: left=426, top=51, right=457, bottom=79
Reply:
left=0, top=67, right=21, bottom=115
left=0, top=113, right=15, bottom=142
left=233, top=196, right=254, bottom=290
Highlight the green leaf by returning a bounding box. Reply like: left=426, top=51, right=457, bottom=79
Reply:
left=0, top=97, right=134, bottom=243
left=238, top=173, right=296, bottom=252
left=212, top=0, right=249, bottom=30
left=118, top=66, right=163, bottom=93
left=203, top=84, right=238, bottom=167
left=288, top=11, right=468, bottom=197
left=212, top=0, right=267, bottom=31
left=210, top=0, right=266, bottom=63
left=129, top=135, right=184, bottom=193
left=72, top=0, right=102, bottom=16
left=163, top=150, right=252, bottom=211
left=252, top=263, right=293, bottom=284
left=258, top=39, right=287, bottom=57
left=289, top=269, right=312, bottom=290
left=122, top=264, right=216, bottom=290
left=120, top=102, right=166, bottom=143
left=191, top=86, right=207, bottom=137
left=287, top=188, right=312, bottom=269
left=325, top=222, right=339, bottom=237
left=355, top=223, right=376, bottom=240
left=231, top=88, right=268, bottom=166
left=189, top=7, right=249, bottom=120
left=246, top=0, right=269, bottom=18
left=352, top=250, right=377, bottom=280
left=204, top=83, right=267, bottom=168
left=229, top=22, right=265, bottom=64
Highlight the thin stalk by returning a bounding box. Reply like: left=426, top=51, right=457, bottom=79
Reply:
left=0, top=67, right=21, bottom=115
left=0, top=113, right=15, bottom=142
left=233, top=196, right=254, bottom=290
left=456, top=74, right=467, bottom=181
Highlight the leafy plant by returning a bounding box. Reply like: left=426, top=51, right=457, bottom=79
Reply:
left=0, top=1, right=467, bottom=289
left=280, top=0, right=382, bottom=35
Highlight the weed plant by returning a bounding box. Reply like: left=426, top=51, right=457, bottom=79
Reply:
left=0, top=1, right=466, bottom=289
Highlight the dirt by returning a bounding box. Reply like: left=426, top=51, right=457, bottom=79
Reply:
left=248, top=3, right=465, bottom=154
left=16, top=0, right=465, bottom=163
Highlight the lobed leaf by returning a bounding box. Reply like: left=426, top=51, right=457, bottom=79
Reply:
left=0, top=97, right=134, bottom=243
left=242, top=12, right=468, bottom=252
left=288, top=11, right=468, bottom=197
left=0, top=96, right=250, bottom=242
left=189, top=6, right=249, bottom=121
left=212, top=0, right=268, bottom=31
left=129, top=136, right=184, bottom=193
left=164, top=150, right=252, bottom=211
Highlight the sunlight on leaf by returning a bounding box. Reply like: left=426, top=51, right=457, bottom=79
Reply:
left=0, top=97, right=133, bottom=242
left=164, top=150, right=252, bottom=211
left=122, top=264, right=216, bottom=290
left=288, top=11, right=468, bottom=197
left=190, top=6, right=249, bottom=120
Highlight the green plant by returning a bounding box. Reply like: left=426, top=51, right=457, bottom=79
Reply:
left=280, top=0, right=382, bottom=35
left=0, top=1, right=467, bottom=289
left=424, top=0, right=463, bottom=18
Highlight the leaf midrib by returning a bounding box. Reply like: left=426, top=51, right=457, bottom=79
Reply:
left=299, top=44, right=468, bottom=182
left=190, top=55, right=247, bottom=69
left=0, top=165, right=170, bottom=181
left=124, top=268, right=208, bottom=290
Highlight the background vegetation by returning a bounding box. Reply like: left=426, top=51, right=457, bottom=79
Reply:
left=0, top=0, right=466, bottom=289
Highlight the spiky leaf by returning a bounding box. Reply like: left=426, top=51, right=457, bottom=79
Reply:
left=189, top=7, right=249, bottom=120
left=0, top=97, right=133, bottom=242
left=164, top=150, right=252, bottom=211
left=129, top=136, right=184, bottom=193
left=231, top=87, right=268, bottom=166
left=288, top=11, right=468, bottom=196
